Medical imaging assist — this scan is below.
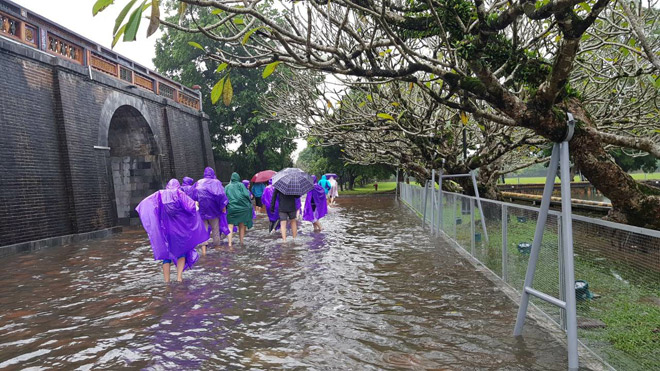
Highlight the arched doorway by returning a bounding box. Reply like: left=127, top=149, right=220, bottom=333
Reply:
left=108, top=105, right=163, bottom=225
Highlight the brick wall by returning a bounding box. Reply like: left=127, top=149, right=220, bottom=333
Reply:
left=0, top=47, right=74, bottom=247
left=0, top=40, right=214, bottom=248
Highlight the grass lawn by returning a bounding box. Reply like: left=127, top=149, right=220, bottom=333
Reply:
left=501, top=173, right=660, bottom=184
left=341, top=181, right=397, bottom=195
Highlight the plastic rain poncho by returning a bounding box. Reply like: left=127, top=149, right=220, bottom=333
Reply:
left=181, top=177, right=194, bottom=198
left=135, top=179, right=207, bottom=270
left=318, top=175, right=331, bottom=195
left=225, top=172, right=254, bottom=228
left=304, top=175, right=328, bottom=222
left=192, top=167, right=230, bottom=235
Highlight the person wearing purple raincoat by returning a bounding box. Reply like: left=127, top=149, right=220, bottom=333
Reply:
left=192, top=167, right=230, bottom=255
left=181, top=177, right=195, bottom=198
left=136, top=179, right=207, bottom=283
left=304, top=175, right=328, bottom=232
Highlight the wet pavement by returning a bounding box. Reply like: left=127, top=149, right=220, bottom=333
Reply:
left=0, top=197, right=569, bottom=370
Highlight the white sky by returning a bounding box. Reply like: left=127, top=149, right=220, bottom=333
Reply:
left=11, top=0, right=308, bottom=160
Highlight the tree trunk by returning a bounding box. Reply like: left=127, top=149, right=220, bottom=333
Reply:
left=544, top=101, right=660, bottom=229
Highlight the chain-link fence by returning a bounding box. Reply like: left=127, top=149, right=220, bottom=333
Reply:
left=398, top=182, right=660, bottom=371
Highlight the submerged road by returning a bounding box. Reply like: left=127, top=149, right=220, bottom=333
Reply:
left=0, top=197, right=571, bottom=369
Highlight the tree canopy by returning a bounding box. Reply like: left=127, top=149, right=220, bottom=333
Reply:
left=152, top=1, right=297, bottom=177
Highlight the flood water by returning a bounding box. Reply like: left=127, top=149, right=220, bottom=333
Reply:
left=0, top=197, right=571, bottom=370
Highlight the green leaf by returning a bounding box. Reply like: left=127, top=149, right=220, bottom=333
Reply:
left=223, top=75, right=233, bottom=106
left=654, top=76, right=660, bottom=89
left=112, top=24, right=127, bottom=48
left=262, top=61, right=281, bottom=78
left=366, top=94, right=373, bottom=102
left=233, top=17, right=244, bottom=25
left=216, top=62, right=228, bottom=72
left=188, top=41, right=204, bottom=51
left=211, top=76, right=225, bottom=104
left=377, top=113, right=394, bottom=121
left=123, top=0, right=146, bottom=42
left=114, top=0, right=136, bottom=34
left=578, top=2, right=591, bottom=12
left=211, top=8, right=223, bottom=15
left=146, top=0, right=160, bottom=37
left=390, top=102, right=399, bottom=107
left=92, top=0, right=114, bottom=16
left=242, top=27, right=261, bottom=45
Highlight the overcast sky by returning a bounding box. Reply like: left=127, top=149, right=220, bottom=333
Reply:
left=12, top=0, right=159, bottom=68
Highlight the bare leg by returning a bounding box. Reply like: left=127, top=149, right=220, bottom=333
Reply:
left=201, top=220, right=209, bottom=256
left=228, top=224, right=234, bottom=247
left=313, top=221, right=322, bottom=231
left=210, top=218, right=221, bottom=247
left=162, top=263, right=171, bottom=283
left=176, top=257, right=185, bottom=282
left=239, top=223, right=246, bottom=244
left=291, top=219, right=298, bottom=239
left=280, top=220, right=287, bottom=241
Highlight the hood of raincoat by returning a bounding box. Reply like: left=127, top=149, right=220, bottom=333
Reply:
left=166, top=179, right=180, bottom=190
left=182, top=177, right=194, bottom=186
left=312, top=175, right=318, bottom=184
left=320, top=175, right=327, bottom=182
left=204, top=167, right=217, bottom=179
left=230, top=172, right=241, bottom=183
left=242, top=179, right=250, bottom=189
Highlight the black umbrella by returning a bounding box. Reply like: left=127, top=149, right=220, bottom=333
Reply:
left=272, top=168, right=314, bottom=196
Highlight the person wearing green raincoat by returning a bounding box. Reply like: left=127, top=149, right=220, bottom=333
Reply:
left=225, top=172, right=254, bottom=246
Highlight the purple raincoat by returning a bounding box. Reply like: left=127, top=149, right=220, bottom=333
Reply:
left=181, top=177, right=194, bottom=198
left=192, top=167, right=230, bottom=235
left=135, top=179, right=207, bottom=270
left=304, top=176, right=328, bottom=222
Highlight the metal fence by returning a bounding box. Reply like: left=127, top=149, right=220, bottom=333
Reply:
left=398, top=182, right=660, bottom=371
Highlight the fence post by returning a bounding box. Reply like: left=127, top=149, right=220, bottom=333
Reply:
left=502, top=204, right=508, bottom=282
left=438, top=169, right=443, bottom=234
left=470, top=197, right=476, bottom=256
left=422, top=179, right=428, bottom=227
left=558, top=214, right=566, bottom=331
left=431, top=169, right=436, bottom=234
left=452, top=194, right=457, bottom=238
left=470, top=171, right=489, bottom=243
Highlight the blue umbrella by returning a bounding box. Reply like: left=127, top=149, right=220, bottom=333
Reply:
left=272, top=168, right=314, bottom=196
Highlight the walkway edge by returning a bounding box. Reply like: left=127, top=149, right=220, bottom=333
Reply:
left=0, top=227, right=122, bottom=257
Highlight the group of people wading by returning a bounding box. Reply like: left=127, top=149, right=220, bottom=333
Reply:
left=136, top=167, right=336, bottom=283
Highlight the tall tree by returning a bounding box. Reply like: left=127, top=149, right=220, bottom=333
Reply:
left=152, top=2, right=297, bottom=177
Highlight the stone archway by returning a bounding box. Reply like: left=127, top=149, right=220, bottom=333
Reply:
left=107, top=105, right=163, bottom=225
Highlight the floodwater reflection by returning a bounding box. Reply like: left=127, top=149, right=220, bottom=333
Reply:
left=0, top=197, right=571, bottom=369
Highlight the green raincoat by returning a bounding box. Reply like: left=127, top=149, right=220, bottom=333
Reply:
left=225, top=172, right=254, bottom=228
